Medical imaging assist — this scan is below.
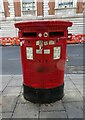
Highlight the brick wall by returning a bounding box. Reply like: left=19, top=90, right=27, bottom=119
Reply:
left=48, top=0, right=55, bottom=15
left=37, top=0, right=43, bottom=16
left=77, top=1, right=83, bottom=13
left=14, top=0, right=21, bottom=17
left=3, top=0, right=10, bottom=17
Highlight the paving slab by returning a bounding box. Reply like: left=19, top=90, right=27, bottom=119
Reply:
left=67, top=74, right=83, bottom=78
left=0, top=76, right=2, bottom=92
left=64, top=102, right=83, bottom=118
left=2, top=75, right=12, bottom=91
left=39, top=111, right=67, bottom=118
left=0, top=105, right=2, bottom=113
left=2, top=86, right=22, bottom=96
left=8, top=79, right=22, bottom=87
left=0, top=113, right=2, bottom=120
left=11, top=75, right=23, bottom=82
left=0, top=92, right=2, bottom=95
left=12, top=103, right=39, bottom=118
left=0, top=95, right=2, bottom=105
left=2, top=96, right=18, bottom=112
left=40, top=100, right=65, bottom=112
left=64, top=76, right=71, bottom=81
left=64, top=80, right=77, bottom=90
left=75, top=85, right=84, bottom=96
left=71, top=79, right=83, bottom=85
left=17, top=93, right=30, bottom=104
left=2, top=112, right=12, bottom=118
left=62, top=89, right=83, bottom=102
left=1, top=74, right=83, bottom=119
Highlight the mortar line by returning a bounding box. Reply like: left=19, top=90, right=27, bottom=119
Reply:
left=10, top=86, right=22, bottom=119
left=38, top=104, right=41, bottom=120
left=2, top=75, right=13, bottom=93
left=68, top=75, right=83, bottom=97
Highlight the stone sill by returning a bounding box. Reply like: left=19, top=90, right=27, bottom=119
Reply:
left=55, top=7, right=77, bottom=10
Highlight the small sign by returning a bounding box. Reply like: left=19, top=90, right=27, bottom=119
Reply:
left=44, top=41, right=48, bottom=46
left=49, top=40, right=54, bottom=45
left=44, top=49, right=50, bottom=54
left=26, top=47, right=33, bottom=60
left=36, top=40, right=43, bottom=46
left=36, top=49, right=42, bottom=54
left=53, top=47, right=61, bottom=59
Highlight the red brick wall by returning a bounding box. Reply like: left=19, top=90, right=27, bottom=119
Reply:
left=3, top=0, right=10, bottom=17
left=48, top=0, right=55, bottom=15
left=14, top=0, right=21, bottom=17
left=37, top=0, right=43, bottom=16
left=77, top=0, right=83, bottom=13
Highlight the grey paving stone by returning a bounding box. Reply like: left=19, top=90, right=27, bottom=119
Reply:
left=8, top=79, right=23, bottom=87
left=64, top=74, right=67, bottom=77
left=71, top=79, right=83, bottom=85
left=2, top=112, right=12, bottom=118
left=17, top=93, right=29, bottom=104
left=2, top=75, right=12, bottom=91
left=11, top=75, right=23, bottom=81
left=0, top=91, right=2, bottom=95
left=40, top=100, right=65, bottom=112
left=2, top=86, right=21, bottom=96
left=75, top=84, right=83, bottom=96
left=64, top=102, right=83, bottom=118
left=64, top=76, right=70, bottom=81
left=0, top=105, right=1, bottom=112
left=0, top=74, right=84, bottom=119
left=2, top=96, right=18, bottom=112
left=39, top=111, right=67, bottom=118
left=68, top=74, right=83, bottom=78
left=64, top=80, right=76, bottom=90
left=0, top=105, right=2, bottom=113
left=0, top=113, right=2, bottom=120
left=62, top=89, right=83, bottom=102
left=0, top=76, right=2, bottom=92
left=12, top=103, right=39, bottom=118
left=7, top=75, right=23, bottom=87
left=12, top=75, right=23, bottom=80
left=0, top=95, right=2, bottom=105
left=2, top=75, right=12, bottom=82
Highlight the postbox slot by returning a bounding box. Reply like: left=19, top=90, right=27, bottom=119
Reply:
left=49, top=32, right=64, bottom=37
left=23, top=32, right=37, bottom=37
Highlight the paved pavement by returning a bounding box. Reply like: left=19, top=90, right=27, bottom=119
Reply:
left=0, top=74, right=84, bottom=119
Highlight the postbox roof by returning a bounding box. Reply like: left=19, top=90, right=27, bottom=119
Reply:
left=15, top=20, right=72, bottom=29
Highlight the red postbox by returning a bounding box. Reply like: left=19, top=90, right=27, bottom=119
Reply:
left=15, top=20, right=72, bottom=103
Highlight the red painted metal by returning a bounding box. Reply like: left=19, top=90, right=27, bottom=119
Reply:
left=15, top=20, right=72, bottom=89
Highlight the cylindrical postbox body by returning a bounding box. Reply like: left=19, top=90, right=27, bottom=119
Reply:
left=15, top=20, right=72, bottom=103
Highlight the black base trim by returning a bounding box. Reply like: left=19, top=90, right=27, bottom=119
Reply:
left=23, top=84, right=64, bottom=104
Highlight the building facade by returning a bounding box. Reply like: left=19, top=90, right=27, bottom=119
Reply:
left=0, top=0, right=84, bottom=18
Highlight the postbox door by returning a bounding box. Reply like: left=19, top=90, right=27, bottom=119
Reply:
left=21, top=38, right=45, bottom=88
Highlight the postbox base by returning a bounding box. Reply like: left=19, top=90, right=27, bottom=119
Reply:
left=23, top=84, right=64, bottom=104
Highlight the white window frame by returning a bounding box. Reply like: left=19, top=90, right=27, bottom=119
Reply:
left=21, top=0, right=37, bottom=16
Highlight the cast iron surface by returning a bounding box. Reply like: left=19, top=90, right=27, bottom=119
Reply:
left=23, top=84, right=64, bottom=104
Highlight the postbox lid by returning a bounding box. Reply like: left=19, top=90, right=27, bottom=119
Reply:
left=15, top=20, right=72, bottom=29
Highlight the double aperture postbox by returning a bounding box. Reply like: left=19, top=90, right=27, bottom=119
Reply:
left=15, top=20, right=72, bottom=103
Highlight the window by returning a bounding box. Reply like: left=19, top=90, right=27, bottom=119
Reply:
left=22, top=0, right=35, bottom=11
left=58, top=0, right=73, bottom=8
